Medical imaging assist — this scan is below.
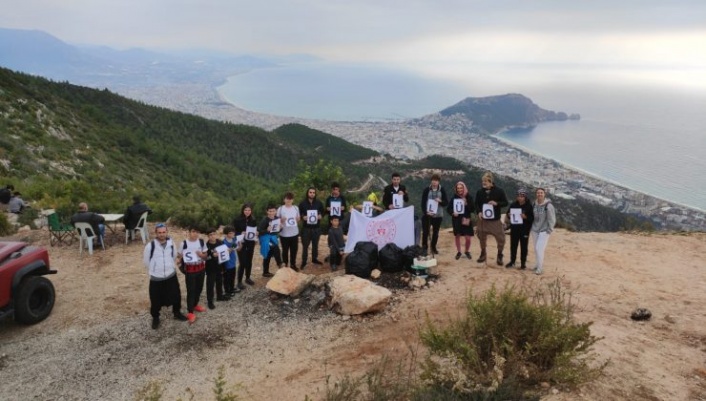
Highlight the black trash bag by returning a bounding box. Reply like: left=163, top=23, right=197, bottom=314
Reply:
left=379, top=243, right=404, bottom=273
left=402, top=245, right=425, bottom=271
left=345, top=249, right=372, bottom=278
left=354, top=241, right=379, bottom=270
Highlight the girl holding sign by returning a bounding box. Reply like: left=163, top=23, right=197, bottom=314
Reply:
left=505, top=189, right=534, bottom=269
left=233, top=203, right=258, bottom=289
left=420, top=174, right=449, bottom=255
left=446, top=181, right=475, bottom=260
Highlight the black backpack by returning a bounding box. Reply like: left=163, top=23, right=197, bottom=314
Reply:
left=0, top=188, right=10, bottom=204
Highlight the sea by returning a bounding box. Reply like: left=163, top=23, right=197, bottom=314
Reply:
left=218, top=62, right=706, bottom=211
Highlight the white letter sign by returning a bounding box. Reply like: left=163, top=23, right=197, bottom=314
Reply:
left=426, top=199, right=438, bottom=214
left=307, top=210, right=318, bottom=224
left=392, top=194, right=403, bottom=209
left=285, top=216, right=297, bottom=227
left=510, top=208, right=523, bottom=225
left=453, top=198, right=465, bottom=214
left=330, top=201, right=341, bottom=217
left=482, top=204, right=495, bottom=220
left=216, top=244, right=230, bottom=263
left=245, top=226, right=257, bottom=241
left=269, top=219, right=281, bottom=233
left=362, top=201, right=373, bottom=217
left=183, top=250, right=198, bottom=264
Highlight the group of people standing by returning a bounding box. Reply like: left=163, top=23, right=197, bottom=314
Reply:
left=142, top=171, right=556, bottom=329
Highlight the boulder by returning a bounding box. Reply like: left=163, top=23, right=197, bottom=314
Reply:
left=266, top=267, right=315, bottom=297
left=330, top=275, right=392, bottom=315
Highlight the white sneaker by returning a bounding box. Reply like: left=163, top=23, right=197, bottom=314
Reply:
left=534, top=269, right=542, bottom=275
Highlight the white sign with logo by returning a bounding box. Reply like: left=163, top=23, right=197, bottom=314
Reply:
left=482, top=204, right=495, bottom=220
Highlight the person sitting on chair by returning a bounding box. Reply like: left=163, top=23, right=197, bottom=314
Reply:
left=123, top=195, right=153, bottom=230
left=71, top=202, right=106, bottom=244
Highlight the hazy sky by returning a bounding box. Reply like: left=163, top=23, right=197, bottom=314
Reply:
left=2, top=1, right=705, bottom=91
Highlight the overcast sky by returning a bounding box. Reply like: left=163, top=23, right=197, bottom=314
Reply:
left=2, top=1, right=705, bottom=91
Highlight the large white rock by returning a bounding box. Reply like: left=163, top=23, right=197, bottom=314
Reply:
left=330, top=275, right=392, bottom=316
left=266, top=267, right=315, bottom=297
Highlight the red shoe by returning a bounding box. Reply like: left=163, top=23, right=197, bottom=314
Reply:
left=186, top=313, right=196, bottom=324
left=193, top=305, right=206, bottom=313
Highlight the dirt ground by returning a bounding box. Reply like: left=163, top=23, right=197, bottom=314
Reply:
left=1, top=225, right=705, bottom=401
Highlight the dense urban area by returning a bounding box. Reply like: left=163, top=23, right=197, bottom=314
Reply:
left=118, top=84, right=706, bottom=232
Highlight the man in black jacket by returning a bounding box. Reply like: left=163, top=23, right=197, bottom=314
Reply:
left=382, top=172, right=409, bottom=210
left=123, top=195, right=152, bottom=230
left=71, top=202, right=106, bottom=244
left=298, top=187, right=325, bottom=268
left=474, top=172, right=509, bottom=265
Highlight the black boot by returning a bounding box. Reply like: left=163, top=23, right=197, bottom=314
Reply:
left=497, top=253, right=504, bottom=266
left=476, top=251, right=486, bottom=263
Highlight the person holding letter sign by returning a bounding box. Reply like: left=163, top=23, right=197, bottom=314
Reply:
left=325, top=182, right=348, bottom=229
left=505, top=189, right=534, bottom=269
left=531, top=188, right=556, bottom=275
left=382, top=172, right=409, bottom=210
left=447, top=181, right=475, bottom=260
left=222, top=226, right=241, bottom=295
left=233, top=203, right=257, bottom=289
left=258, top=204, right=284, bottom=277
left=177, top=227, right=208, bottom=324
left=204, top=228, right=229, bottom=310
left=277, top=192, right=301, bottom=271
left=421, top=173, right=448, bottom=255
left=299, top=187, right=325, bottom=268
left=474, top=172, right=509, bottom=265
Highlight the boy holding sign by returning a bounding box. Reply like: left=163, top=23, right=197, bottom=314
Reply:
left=205, top=228, right=230, bottom=310
left=325, top=182, right=348, bottom=230
left=474, top=172, right=509, bottom=265
left=382, top=172, right=409, bottom=210
left=258, top=204, right=284, bottom=277
left=505, top=189, right=534, bottom=269
left=222, top=226, right=241, bottom=295
left=177, top=227, right=208, bottom=324
left=420, top=174, right=449, bottom=255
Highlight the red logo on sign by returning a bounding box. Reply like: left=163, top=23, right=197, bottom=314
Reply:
left=365, top=219, right=397, bottom=248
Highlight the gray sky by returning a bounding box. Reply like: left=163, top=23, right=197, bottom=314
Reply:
left=2, top=1, right=705, bottom=90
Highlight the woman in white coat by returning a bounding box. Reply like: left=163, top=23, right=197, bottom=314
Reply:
left=531, top=188, right=556, bottom=275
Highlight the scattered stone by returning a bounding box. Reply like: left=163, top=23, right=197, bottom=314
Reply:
left=664, top=314, right=677, bottom=324
left=330, top=275, right=392, bottom=315
left=540, top=382, right=551, bottom=389
left=266, top=267, right=315, bottom=297
left=630, top=308, right=652, bottom=321
left=370, top=269, right=381, bottom=279
left=409, top=276, right=426, bottom=289
left=18, top=225, right=31, bottom=233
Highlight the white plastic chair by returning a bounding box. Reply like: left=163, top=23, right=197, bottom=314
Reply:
left=125, top=211, right=149, bottom=244
left=75, top=222, right=105, bottom=255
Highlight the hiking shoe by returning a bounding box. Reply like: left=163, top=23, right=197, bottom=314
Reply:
left=465, top=252, right=472, bottom=260
left=331, top=265, right=338, bottom=271
left=237, top=282, right=246, bottom=290
left=151, top=318, right=160, bottom=330
left=263, top=272, right=274, bottom=278
left=505, top=262, right=515, bottom=268
left=455, top=252, right=462, bottom=260
left=208, top=302, right=216, bottom=310
left=476, top=253, right=487, bottom=263
left=187, top=313, right=196, bottom=324
left=194, top=305, right=206, bottom=313
left=520, top=264, right=527, bottom=270
left=216, top=296, right=231, bottom=302
left=174, top=313, right=188, bottom=321
left=432, top=248, right=439, bottom=255
left=245, top=278, right=255, bottom=285
left=312, top=259, right=323, bottom=265
left=534, top=269, right=543, bottom=275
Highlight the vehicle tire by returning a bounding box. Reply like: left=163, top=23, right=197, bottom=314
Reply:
left=14, top=276, right=55, bottom=324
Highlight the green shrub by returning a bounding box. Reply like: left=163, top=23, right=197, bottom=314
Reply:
left=418, top=280, right=605, bottom=398
left=16, top=207, right=39, bottom=229
left=0, top=212, right=13, bottom=236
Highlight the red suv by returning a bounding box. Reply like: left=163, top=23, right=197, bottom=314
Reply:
left=0, top=241, right=56, bottom=324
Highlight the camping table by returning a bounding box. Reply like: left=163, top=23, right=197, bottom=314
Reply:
left=100, top=214, right=124, bottom=244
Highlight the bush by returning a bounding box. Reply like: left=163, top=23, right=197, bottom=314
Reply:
left=418, top=280, right=605, bottom=398
left=0, top=212, right=13, bottom=236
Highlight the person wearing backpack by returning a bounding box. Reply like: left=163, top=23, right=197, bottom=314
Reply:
left=177, top=227, right=208, bottom=324
left=531, top=188, right=556, bottom=275
left=143, top=223, right=188, bottom=329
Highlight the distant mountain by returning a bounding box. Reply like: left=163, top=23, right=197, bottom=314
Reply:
left=413, top=93, right=580, bottom=135
left=0, top=27, right=277, bottom=87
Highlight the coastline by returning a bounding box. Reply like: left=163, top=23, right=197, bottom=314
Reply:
left=491, top=130, right=706, bottom=214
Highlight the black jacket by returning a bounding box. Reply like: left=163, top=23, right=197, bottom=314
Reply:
left=298, top=198, right=325, bottom=228
left=420, top=185, right=449, bottom=217
left=446, top=193, right=475, bottom=219
left=123, top=202, right=152, bottom=229
left=506, top=200, right=534, bottom=235
left=474, top=186, right=509, bottom=221
left=382, top=184, right=409, bottom=210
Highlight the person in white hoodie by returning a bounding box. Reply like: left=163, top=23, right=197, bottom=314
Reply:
left=531, top=188, right=556, bottom=275
left=143, top=223, right=188, bottom=329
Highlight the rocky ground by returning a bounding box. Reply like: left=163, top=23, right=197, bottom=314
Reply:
left=1, top=225, right=705, bottom=400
